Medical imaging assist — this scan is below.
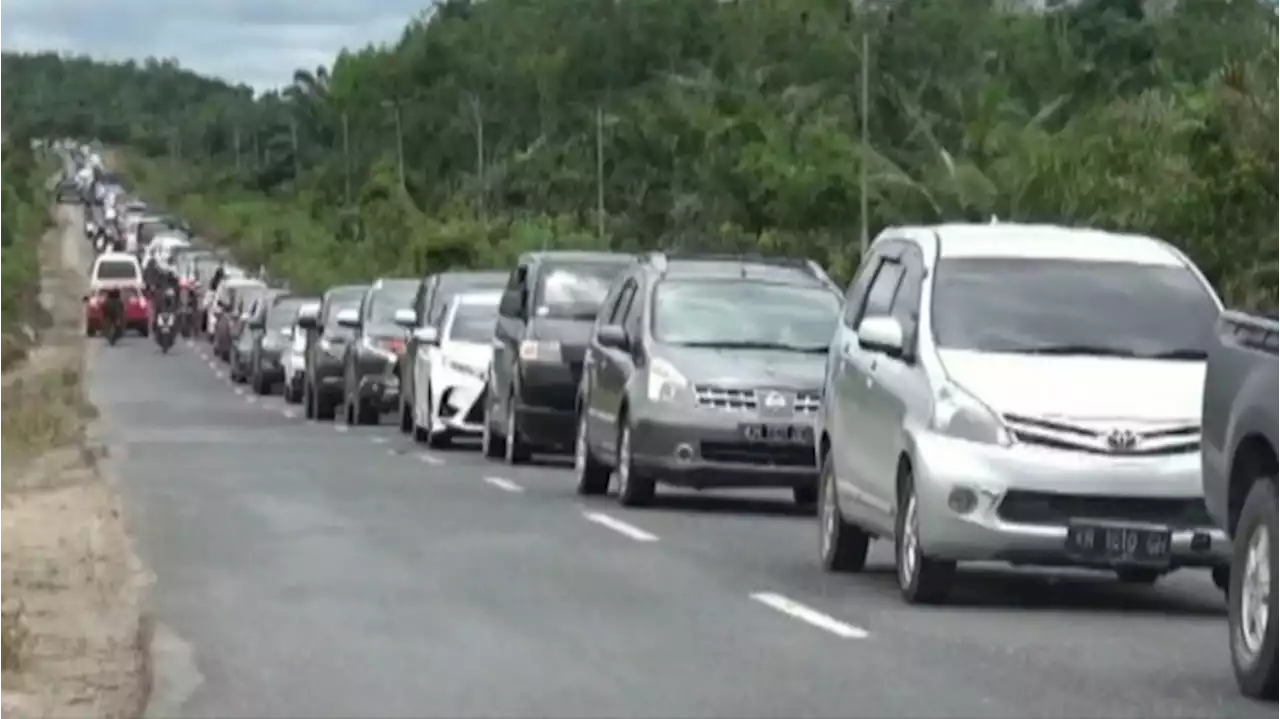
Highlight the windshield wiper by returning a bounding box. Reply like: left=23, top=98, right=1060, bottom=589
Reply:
left=1137, top=348, right=1209, bottom=360
left=1009, top=344, right=1139, bottom=358
left=675, top=340, right=826, bottom=353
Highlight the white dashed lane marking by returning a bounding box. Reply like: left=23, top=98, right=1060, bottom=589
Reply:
left=418, top=453, right=445, bottom=466
left=749, top=592, right=869, bottom=639
left=582, top=512, right=658, bottom=542
left=483, top=476, right=524, bottom=493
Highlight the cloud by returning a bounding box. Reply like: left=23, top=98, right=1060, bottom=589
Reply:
left=0, top=0, right=427, bottom=91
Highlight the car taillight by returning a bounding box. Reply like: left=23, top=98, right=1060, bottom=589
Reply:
left=382, top=339, right=405, bottom=355
left=88, top=296, right=103, bottom=307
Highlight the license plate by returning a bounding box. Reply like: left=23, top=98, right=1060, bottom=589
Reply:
left=740, top=423, right=811, bottom=444
left=1065, top=520, right=1172, bottom=566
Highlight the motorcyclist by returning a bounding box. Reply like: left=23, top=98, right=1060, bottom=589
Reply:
left=102, top=287, right=125, bottom=336
left=209, top=262, right=227, bottom=294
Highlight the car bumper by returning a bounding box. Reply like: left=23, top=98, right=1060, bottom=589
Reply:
left=431, top=368, right=487, bottom=435
left=312, top=356, right=345, bottom=396
left=629, top=403, right=819, bottom=489
left=910, top=430, right=1229, bottom=569
left=356, top=371, right=400, bottom=411
left=514, top=361, right=580, bottom=449
left=257, top=350, right=286, bottom=381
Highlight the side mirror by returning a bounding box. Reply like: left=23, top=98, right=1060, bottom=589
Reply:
left=393, top=308, right=417, bottom=329
left=296, top=303, right=319, bottom=330
left=335, top=308, right=361, bottom=329
left=857, top=316, right=906, bottom=358
left=597, top=324, right=629, bottom=351
left=413, top=326, right=440, bottom=345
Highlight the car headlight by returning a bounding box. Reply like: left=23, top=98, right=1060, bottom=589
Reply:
left=647, top=357, right=691, bottom=403
left=519, top=340, right=561, bottom=363
left=931, top=381, right=1014, bottom=447
left=319, top=337, right=337, bottom=354
left=360, top=336, right=398, bottom=361
left=445, top=358, right=486, bottom=380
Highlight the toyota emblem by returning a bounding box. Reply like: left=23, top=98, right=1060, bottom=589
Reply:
left=764, top=391, right=788, bottom=409
left=1104, top=429, right=1139, bottom=452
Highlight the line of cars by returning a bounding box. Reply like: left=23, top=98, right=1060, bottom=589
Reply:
left=160, top=206, right=1274, bottom=701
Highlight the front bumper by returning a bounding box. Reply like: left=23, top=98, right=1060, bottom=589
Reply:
left=910, top=430, right=1229, bottom=569
left=629, top=402, right=819, bottom=489
left=513, top=360, right=581, bottom=449
left=257, top=349, right=286, bottom=381
left=431, top=368, right=487, bottom=435
left=355, top=364, right=400, bottom=412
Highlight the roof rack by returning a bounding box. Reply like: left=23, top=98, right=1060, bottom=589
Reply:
left=642, top=251, right=839, bottom=292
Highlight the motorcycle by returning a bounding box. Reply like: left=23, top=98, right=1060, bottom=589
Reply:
left=155, top=310, right=176, bottom=353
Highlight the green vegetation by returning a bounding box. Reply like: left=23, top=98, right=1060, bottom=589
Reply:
left=3, top=0, right=1276, bottom=305
left=2, top=140, right=53, bottom=368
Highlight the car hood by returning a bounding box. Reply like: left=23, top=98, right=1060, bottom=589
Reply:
left=440, top=341, right=493, bottom=370
left=938, top=349, right=1204, bottom=424
left=657, top=345, right=826, bottom=390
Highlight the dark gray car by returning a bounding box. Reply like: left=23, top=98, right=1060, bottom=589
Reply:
left=299, top=284, right=368, bottom=420
left=246, top=294, right=315, bottom=395
left=482, top=251, right=639, bottom=463
left=338, top=278, right=419, bottom=425
left=573, top=253, right=842, bottom=507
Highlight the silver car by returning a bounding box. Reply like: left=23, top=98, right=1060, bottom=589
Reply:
left=816, top=221, right=1232, bottom=604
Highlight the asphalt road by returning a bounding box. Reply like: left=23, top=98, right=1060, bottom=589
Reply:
left=87, top=329, right=1271, bottom=718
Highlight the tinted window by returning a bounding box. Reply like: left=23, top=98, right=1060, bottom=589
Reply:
left=931, top=258, right=1220, bottom=358
left=653, top=281, right=841, bottom=351
left=861, top=261, right=904, bottom=322
left=535, top=262, right=631, bottom=320
left=448, top=300, right=500, bottom=342
left=430, top=274, right=507, bottom=325
left=366, top=281, right=418, bottom=325
left=96, top=260, right=138, bottom=281
left=268, top=298, right=305, bottom=328
left=324, top=288, right=366, bottom=327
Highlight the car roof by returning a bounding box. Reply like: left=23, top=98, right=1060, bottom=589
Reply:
left=522, top=250, right=635, bottom=265
left=651, top=259, right=829, bottom=286
left=95, top=253, right=139, bottom=265
left=918, top=223, right=1184, bottom=267
left=453, top=289, right=503, bottom=306
left=224, top=277, right=265, bottom=289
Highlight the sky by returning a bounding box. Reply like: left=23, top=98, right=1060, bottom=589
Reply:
left=1, top=0, right=430, bottom=92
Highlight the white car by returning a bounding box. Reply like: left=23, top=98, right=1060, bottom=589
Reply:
left=404, top=290, right=501, bottom=447
left=281, top=302, right=319, bottom=404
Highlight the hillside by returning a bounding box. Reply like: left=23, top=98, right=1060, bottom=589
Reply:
left=4, top=0, right=1276, bottom=305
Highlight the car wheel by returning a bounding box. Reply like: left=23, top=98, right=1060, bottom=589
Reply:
left=504, top=393, right=531, bottom=464
left=1229, top=479, right=1278, bottom=700
left=574, top=408, right=610, bottom=496
left=793, top=483, right=818, bottom=507
left=358, top=396, right=380, bottom=426
left=1116, top=568, right=1163, bottom=585
left=818, top=448, right=870, bottom=573
left=615, top=422, right=655, bottom=507
left=316, top=384, right=337, bottom=421
left=252, top=365, right=269, bottom=395
left=896, top=470, right=955, bottom=605
left=481, top=396, right=504, bottom=460
left=399, top=394, right=413, bottom=434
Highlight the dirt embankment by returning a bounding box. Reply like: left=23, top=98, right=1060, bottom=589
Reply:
left=1, top=204, right=150, bottom=719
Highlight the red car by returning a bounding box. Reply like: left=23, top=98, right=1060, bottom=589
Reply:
left=85, top=283, right=151, bottom=336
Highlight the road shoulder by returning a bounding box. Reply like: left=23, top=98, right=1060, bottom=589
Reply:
left=1, top=204, right=151, bottom=719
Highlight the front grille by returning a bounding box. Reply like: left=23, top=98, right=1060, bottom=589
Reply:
left=699, top=441, right=816, bottom=467
left=695, top=386, right=758, bottom=411
left=795, top=391, right=822, bottom=414
left=997, top=490, right=1214, bottom=528
left=1003, top=413, right=1199, bottom=456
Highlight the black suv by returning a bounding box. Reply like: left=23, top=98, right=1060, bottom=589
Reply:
left=337, top=278, right=418, bottom=425
left=573, top=253, right=842, bottom=507
left=396, top=270, right=509, bottom=434
left=299, top=284, right=368, bottom=420
left=483, top=251, right=639, bottom=463
left=245, top=294, right=315, bottom=395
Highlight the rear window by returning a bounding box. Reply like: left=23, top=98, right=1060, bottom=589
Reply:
left=534, top=262, right=631, bottom=320
left=96, top=260, right=138, bottom=281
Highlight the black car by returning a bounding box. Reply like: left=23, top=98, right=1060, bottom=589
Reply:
left=573, top=253, right=842, bottom=507
left=482, top=251, right=639, bottom=463
left=395, top=270, right=509, bottom=434
left=230, top=288, right=286, bottom=384
left=226, top=284, right=273, bottom=375
left=337, top=278, right=418, bottom=425
left=246, top=294, right=315, bottom=395
left=299, top=284, right=368, bottom=420
left=55, top=178, right=82, bottom=204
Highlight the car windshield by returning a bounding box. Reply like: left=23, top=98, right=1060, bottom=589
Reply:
left=930, top=258, right=1220, bottom=359
left=367, top=281, right=418, bottom=326
left=325, top=289, right=367, bottom=328
left=268, top=299, right=305, bottom=328
left=535, top=262, right=630, bottom=320
left=96, top=260, right=138, bottom=281
left=448, top=300, right=499, bottom=343
left=431, top=274, right=508, bottom=324
left=653, top=280, right=841, bottom=351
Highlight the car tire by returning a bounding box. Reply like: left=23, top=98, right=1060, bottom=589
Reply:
left=574, top=409, right=610, bottom=496
left=896, top=470, right=955, bottom=605
left=793, top=484, right=818, bottom=507
left=818, top=448, right=870, bottom=573
left=251, top=365, right=270, bottom=396
left=399, top=395, right=413, bottom=434
left=615, top=422, right=655, bottom=507
left=504, top=393, right=531, bottom=465
left=1115, top=568, right=1163, bottom=585
left=1229, top=478, right=1278, bottom=700
left=482, top=396, right=504, bottom=460
left=315, top=385, right=337, bottom=421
